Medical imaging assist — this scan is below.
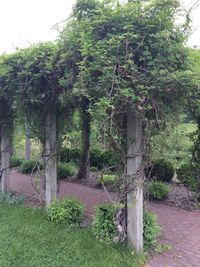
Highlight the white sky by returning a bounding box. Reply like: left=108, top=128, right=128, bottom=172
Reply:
left=0, top=0, right=199, bottom=54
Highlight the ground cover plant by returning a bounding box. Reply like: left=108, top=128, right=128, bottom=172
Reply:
left=0, top=203, right=145, bottom=267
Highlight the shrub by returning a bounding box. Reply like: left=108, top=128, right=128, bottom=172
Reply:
left=97, top=174, right=119, bottom=187
left=92, top=203, right=160, bottom=249
left=177, top=163, right=200, bottom=192
left=47, top=197, right=84, bottom=224
left=92, top=203, right=119, bottom=243
left=143, top=211, right=160, bottom=249
left=20, top=160, right=44, bottom=174
left=90, top=149, right=119, bottom=170
left=60, top=147, right=120, bottom=170
left=102, top=150, right=120, bottom=168
left=151, top=159, right=174, bottom=182
left=57, top=162, right=76, bottom=179
left=148, top=181, right=170, bottom=200
left=0, top=192, right=24, bottom=205
left=59, top=147, right=81, bottom=163
left=90, top=166, right=99, bottom=172
left=90, top=148, right=104, bottom=169
left=10, top=156, right=24, bottom=168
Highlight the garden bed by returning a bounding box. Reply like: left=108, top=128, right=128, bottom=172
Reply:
left=151, top=183, right=198, bottom=211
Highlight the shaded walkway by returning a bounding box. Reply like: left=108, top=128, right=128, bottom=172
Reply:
left=9, top=170, right=200, bottom=267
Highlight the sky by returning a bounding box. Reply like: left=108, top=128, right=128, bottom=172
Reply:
left=0, top=0, right=199, bottom=54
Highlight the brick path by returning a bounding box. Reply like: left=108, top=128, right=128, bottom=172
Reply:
left=9, top=170, right=200, bottom=267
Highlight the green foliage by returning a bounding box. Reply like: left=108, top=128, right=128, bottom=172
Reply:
left=92, top=203, right=119, bottom=243
left=90, top=166, right=99, bottom=172
left=97, top=174, right=119, bottom=189
left=151, top=120, right=196, bottom=168
left=10, top=156, right=24, bottom=168
left=59, top=147, right=81, bottom=163
left=177, top=163, right=200, bottom=192
left=92, top=203, right=161, bottom=249
left=0, top=203, right=145, bottom=267
left=151, top=159, right=174, bottom=182
left=47, top=197, right=84, bottom=224
left=90, top=149, right=119, bottom=170
left=57, top=162, right=76, bottom=179
left=0, top=192, right=24, bottom=205
left=60, top=147, right=119, bottom=170
left=143, top=212, right=160, bottom=250
left=20, top=160, right=44, bottom=174
left=148, top=181, right=170, bottom=200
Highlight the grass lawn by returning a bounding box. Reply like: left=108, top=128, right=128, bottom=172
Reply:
left=0, top=203, right=145, bottom=267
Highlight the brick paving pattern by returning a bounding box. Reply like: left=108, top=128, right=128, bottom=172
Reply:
left=9, top=170, right=200, bottom=267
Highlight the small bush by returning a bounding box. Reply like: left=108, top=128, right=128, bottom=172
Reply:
left=0, top=192, right=24, bottom=205
left=47, top=197, right=84, bottom=224
left=143, top=211, right=160, bottom=249
left=57, top=162, right=76, bottom=179
left=20, top=160, right=44, bottom=174
left=151, top=159, right=174, bottom=182
left=148, top=181, right=170, bottom=200
left=92, top=203, right=119, bottom=243
left=177, top=163, right=200, bottom=192
left=10, top=156, right=24, bottom=168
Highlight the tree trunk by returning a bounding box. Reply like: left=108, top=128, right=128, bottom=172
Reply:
left=77, top=107, right=91, bottom=180
left=126, top=107, right=143, bottom=253
left=45, top=108, right=57, bottom=206
left=24, top=114, right=31, bottom=160
left=1, top=126, right=10, bottom=193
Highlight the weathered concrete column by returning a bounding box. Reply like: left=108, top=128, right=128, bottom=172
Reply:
left=126, top=106, right=143, bottom=253
left=24, top=114, right=31, bottom=160
left=1, top=127, right=10, bottom=193
left=45, top=109, right=57, bottom=207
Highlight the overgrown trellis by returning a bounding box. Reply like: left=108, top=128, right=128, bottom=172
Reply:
left=0, top=0, right=197, bottom=253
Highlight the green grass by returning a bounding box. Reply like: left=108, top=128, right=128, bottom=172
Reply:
left=0, top=203, right=145, bottom=267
